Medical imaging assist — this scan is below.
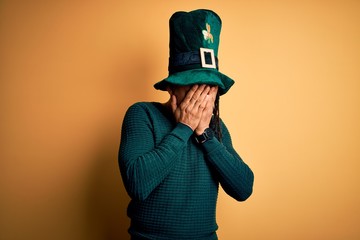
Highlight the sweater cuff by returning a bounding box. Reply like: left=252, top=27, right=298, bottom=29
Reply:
left=201, top=137, right=222, bottom=153
left=171, top=122, right=194, bottom=142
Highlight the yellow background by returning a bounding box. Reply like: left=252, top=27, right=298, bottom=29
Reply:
left=1, top=1, right=359, bottom=239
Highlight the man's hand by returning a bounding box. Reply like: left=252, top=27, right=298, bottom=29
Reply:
left=170, top=84, right=210, bottom=131
left=195, top=86, right=218, bottom=135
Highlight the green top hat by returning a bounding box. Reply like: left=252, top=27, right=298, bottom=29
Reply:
left=154, top=9, right=235, bottom=95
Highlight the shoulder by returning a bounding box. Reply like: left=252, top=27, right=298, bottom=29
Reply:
left=124, top=102, right=163, bottom=118
left=219, top=118, right=233, bottom=144
left=126, top=102, right=156, bottom=113
left=122, top=101, right=170, bottom=134
left=220, top=118, right=230, bottom=133
left=127, top=101, right=151, bottom=109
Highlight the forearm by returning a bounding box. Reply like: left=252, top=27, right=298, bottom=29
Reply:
left=202, top=136, right=254, bottom=201
left=119, top=122, right=193, bottom=201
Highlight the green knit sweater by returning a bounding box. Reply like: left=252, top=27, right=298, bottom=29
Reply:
left=118, top=102, right=254, bottom=240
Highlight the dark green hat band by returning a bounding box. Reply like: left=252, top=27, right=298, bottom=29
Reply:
left=169, top=50, right=219, bottom=74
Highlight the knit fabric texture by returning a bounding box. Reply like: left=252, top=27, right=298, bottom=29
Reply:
left=118, top=102, right=254, bottom=240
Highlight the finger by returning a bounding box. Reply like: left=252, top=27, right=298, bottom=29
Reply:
left=204, top=86, right=217, bottom=104
left=209, top=85, right=218, bottom=96
left=189, top=85, right=205, bottom=106
left=182, top=85, right=199, bottom=106
left=194, top=85, right=210, bottom=110
left=187, top=85, right=208, bottom=111
left=180, top=85, right=201, bottom=112
left=190, top=84, right=208, bottom=102
left=194, top=84, right=207, bottom=98
left=198, top=94, right=208, bottom=111
left=207, top=97, right=215, bottom=112
left=202, top=95, right=214, bottom=118
left=170, top=94, right=177, bottom=113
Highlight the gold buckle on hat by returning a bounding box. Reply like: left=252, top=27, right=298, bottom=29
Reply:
left=200, top=48, right=216, bottom=69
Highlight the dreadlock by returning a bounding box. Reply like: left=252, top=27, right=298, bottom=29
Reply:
left=210, top=92, right=222, bottom=141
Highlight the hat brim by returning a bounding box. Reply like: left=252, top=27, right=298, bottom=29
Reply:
left=154, top=69, right=234, bottom=95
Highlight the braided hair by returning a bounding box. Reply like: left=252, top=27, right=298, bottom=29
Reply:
left=210, top=92, right=222, bottom=141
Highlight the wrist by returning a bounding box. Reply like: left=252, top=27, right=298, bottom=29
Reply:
left=195, top=127, right=208, bottom=136
left=194, top=128, right=214, bottom=144
left=181, top=122, right=196, bottom=131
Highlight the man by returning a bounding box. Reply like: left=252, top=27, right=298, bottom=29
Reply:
left=119, top=9, right=254, bottom=240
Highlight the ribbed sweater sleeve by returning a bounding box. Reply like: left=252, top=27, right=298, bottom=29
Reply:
left=119, top=103, right=193, bottom=201
left=202, top=122, right=254, bottom=201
